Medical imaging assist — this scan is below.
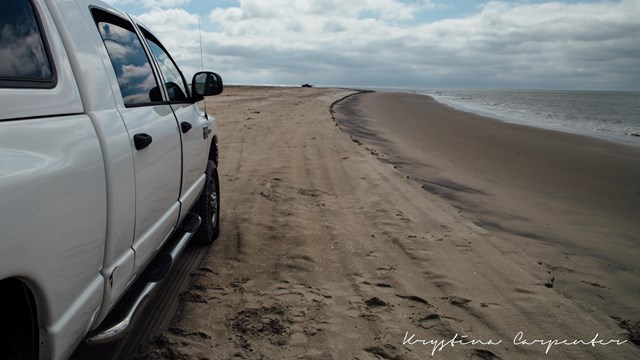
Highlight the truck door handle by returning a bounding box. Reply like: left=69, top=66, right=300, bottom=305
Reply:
left=134, top=133, right=153, bottom=150
left=180, top=122, right=192, bottom=133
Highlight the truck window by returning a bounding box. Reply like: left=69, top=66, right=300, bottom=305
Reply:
left=92, top=10, right=161, bottom=106
left=141, top=29, right=189, bottom=102
left=0, top=0, right=55, bottom=88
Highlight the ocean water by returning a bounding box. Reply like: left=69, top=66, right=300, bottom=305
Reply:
left=413, top=89, right=640, bottom=148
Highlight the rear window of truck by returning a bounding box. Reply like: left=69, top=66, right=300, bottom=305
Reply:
left=0, top=0, right=56, bottom=88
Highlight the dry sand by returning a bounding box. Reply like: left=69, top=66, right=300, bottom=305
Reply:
left=136, top=86, right=639, bottom=359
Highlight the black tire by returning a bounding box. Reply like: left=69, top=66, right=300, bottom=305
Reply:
left=194, top=160, right=220, bottom=244
left=0, top=280, right=38, bottom=360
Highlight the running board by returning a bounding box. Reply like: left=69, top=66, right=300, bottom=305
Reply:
left=84, top=213, right=202, bottom=345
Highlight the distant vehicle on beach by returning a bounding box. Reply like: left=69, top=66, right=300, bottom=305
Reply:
left=302, top=83, right=313, bottom=88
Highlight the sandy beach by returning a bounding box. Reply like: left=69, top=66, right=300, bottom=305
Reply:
left=136, top=86, right=639, bottom=359
left=334, top=91, right=640, bottom=321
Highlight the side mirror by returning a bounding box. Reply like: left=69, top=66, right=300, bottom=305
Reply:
left=192, top=72, right=223, bottom=100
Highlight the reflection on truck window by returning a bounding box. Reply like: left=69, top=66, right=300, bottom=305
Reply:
left=143, top=32, right=188, bottom=101
left=0, top=0, right=52, bottom=82
left=97, top=21, right=160, bottom=106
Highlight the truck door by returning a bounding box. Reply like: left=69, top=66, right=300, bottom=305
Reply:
left=93, top=9, right=182, bottom=275
left=140, top=29, right=210, bottom=211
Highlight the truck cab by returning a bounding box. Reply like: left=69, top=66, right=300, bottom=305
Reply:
left=0, top=0, right=223, bottom=358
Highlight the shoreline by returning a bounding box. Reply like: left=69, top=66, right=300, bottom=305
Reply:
left=424, top=92, right=640, bottom=149
left=332, top=90, right=640, bottom=323
left=324, top=86, right=640, bottom=149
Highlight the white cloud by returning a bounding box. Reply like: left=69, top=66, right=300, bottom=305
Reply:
left=133, top=8, right=200, bottom=68
left=136, top=8, right=199, bottom=32
left=411, top=0, right=640, bottom=86
left=103, top=0, right=190, bottom=9
left=210, top=0, right=419, bottom=21
left=128, top=0, right=640, bottom=90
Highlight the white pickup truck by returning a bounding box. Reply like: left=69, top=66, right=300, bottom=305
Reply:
left=0, top=0, right=223, bottom=358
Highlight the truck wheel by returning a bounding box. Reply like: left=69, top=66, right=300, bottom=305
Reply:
left=194, top=160, right=220, bottom=244
left=0, top=280, right=38, bottom=360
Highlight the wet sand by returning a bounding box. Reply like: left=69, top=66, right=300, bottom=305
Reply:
left=333, top=91, right=640, bottom=322
left=135, top=86, right=639, bottom=359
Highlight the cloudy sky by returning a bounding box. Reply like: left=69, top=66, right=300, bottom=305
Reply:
left=104, top=0, right=640, bottom=91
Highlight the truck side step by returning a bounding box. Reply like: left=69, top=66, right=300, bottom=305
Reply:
left=84, top=213, right=202, bottom=345
left=144, top=253, right=172, bottom=283
left=182, top=212, right=200, bottom=233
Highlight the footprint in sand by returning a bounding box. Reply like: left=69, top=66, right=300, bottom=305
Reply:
left=469, top=348, right=502, bottom=359
left=442, top=296, right=471, bottom=307
left=180, top=290, right=209, bottom=303
left=359, top=281, right=395, bottom=296
left=230, top=277, right=253, bottom=290
left=365, top=251, right=381, bottom=259
left=363, top=346, right=402, bottom=360
left=364, top=297, right=389, bottom=307
left=514, top=287, right=536, bottom=294
left=581, top=280, right=608, bottom=289
left=270, top=281, right=333, bottom=305
left=416, top=314, right=445, bottom=330
left=397, top=294, right=431, bottom=307
left=297, top=188, right=322, bottom=197
left=168, top=327, right=211, bottom=340
left=394, top=211, right=411, bottom=223
left=538, top=261, right=575, bottom=273
left=375, top=283, right=393, bottom=289
left=230, top=305, right=288, bottom=344
left=277, top=254, right=315, bottom=273
left=373, top=265, right=397, bottom=279
left=406, top=247, right=433, bottom=259
left=479, top=302, right=502, bottom=308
